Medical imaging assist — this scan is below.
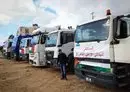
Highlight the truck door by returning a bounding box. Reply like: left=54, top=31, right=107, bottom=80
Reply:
left=60, top=32, right=74, bottom=56
left=39, top=34, right=46, bottom=65
left=26, top=39, right=31, bottom=54
left=114, top=18, right=130, bottom=63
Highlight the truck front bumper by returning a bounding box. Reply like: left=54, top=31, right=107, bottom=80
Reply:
left=75, top=67, right=117, bottom=88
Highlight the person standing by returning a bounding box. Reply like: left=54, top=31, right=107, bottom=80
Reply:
left=58, top=49, right=67, bottom=80
left=68, top=48, right=74, bottom=73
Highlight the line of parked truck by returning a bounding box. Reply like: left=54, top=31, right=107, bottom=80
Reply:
left=2, top=10, right=130, bottom=88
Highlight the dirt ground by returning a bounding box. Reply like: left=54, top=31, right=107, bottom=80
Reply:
left=0, top=58, right=129, bottom=92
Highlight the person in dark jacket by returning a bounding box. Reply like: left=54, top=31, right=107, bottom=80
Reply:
left=57, top=49, right=67, bottom=80
left=68, top=48, right=74, bottom=73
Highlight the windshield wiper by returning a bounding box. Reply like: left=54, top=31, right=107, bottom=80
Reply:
left=46, top=44, right=56, bottom=47
left=89, top=39, right=101, bottom=43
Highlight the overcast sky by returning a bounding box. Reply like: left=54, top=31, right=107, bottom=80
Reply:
left=0, top=0, right=130, bottom=45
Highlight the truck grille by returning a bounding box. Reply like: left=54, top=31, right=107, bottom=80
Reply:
left=45, top=51, right=54, bottom=61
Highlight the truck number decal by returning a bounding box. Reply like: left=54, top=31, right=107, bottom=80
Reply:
left=76, top=52, right=104, bottom=57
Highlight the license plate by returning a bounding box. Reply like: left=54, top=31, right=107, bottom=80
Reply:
left=86, top=77, right=92, bottom=82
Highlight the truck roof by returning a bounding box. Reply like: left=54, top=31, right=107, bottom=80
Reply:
left=48, top=28, right=75, bottom=34
left=77, top=14, right=130, bottom=27
left=77, top=16, right=110, bottom=27
left=32, top=26, right=60, bottom=34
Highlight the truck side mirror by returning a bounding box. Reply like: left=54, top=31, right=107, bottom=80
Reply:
left=110, top=39, right=120, bottom=45
left=41, top=35, right=46, bottom=44
left=112, top=19, right=128, bottom=45
left=116, top=20, right=128, bottom=39
left=44, top=35, right=46, bottom=40
left=112, top=18, right=120, bottom=45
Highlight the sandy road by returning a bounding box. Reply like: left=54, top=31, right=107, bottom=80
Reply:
left=0, top=58, right=128, bottom=92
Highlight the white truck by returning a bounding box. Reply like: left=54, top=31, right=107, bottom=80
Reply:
left=45, top=27, right=74, bottom=67
left=74, top=10, right=130, bottom=88
left=19, top=37, right=32, bottom=61
left=29, top=27, right=58, bottom=66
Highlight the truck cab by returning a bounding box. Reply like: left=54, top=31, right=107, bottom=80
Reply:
left=45, top=27, right=74, bottom=67
left=74, top=12, right=130, bottom=88
left=19, top=37, right=31, bottom=61
left=11, top=35, right=32, bottom=61
left=29, top=27, right=48, bottom=66
left=11, top=36, right=23, bottom=60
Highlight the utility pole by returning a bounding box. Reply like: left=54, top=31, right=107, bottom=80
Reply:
left=90, top=12, right=95, bottom=20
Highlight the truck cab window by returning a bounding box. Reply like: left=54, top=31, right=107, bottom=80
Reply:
left=75, top=18, right=109, bottom=42
left=20, top=39, right=26, bottom=48
left=118, top=20, right=128, bottom=38
left=62, top=33, right=74, bottom=44
left=67, top=33, right=74, bottom=42
left=31, top=35, right=39, bottom=45
left=45, top=32, right=58, bottom=47
left=12, top=37, right=18, bottom=47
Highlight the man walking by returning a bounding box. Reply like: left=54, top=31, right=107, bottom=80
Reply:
left=58, top=49, right=67, bottom=80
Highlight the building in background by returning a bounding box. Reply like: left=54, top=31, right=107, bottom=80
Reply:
left=17, top=24, right=39, bottom=36
left=17, top=27, right=34, bottom=36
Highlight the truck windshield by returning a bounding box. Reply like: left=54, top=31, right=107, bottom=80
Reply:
left=75, top=18, right=109, bottom=42
left=20, top=38, right=26, bottom=48
left=12, top=37, right=18, bottom=47
left=31, top=35, right=39, bottom=45
left=45, top=32, right=58, bottom=47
